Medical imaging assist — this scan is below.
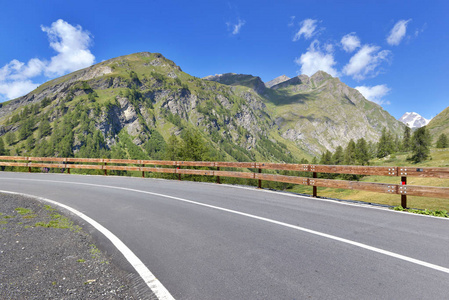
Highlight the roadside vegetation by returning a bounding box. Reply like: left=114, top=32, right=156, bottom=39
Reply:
left=290, top=136, right=449, bottom=211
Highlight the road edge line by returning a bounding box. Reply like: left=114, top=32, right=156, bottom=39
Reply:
left=0, top=190, right=175, bottom=300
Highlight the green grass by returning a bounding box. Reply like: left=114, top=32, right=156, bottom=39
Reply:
left=34, top=205, right=82, bottom=231
left=15, top=207, right=37, bottom=218
left=288, top=148, right=449, bottom=211
left=15, top=207, right=33, bottom=215
left=391, top=206, right=448, bottom=217
left=427, top=106, right=449, bottom=142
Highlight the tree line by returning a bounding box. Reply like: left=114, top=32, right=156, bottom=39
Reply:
left=320, top=125, right=447, bottom=166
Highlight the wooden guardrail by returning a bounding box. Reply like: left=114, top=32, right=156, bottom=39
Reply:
left=0, top=156, right=448, bottom=208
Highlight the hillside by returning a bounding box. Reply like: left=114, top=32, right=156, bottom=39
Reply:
left=0, top=52, right=404, bottom=162
left=0, top=52, right=298, bottom=162
left=206, top=70, right=404, bottom=155
left=427, top=106, right=449, bottom=142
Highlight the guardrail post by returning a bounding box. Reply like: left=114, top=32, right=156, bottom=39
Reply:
left=177, top=166, right=181, bottom=181
left=28, top=158, right=31, bottom=173
left=104, top=162, right=108, bottom=176
left=312, top=172, right=317, bottom=197
left=142, top=164, right=145, bottom=178
left=401, top=176, right=407, bottom=208
left=216, top=166, right=220, bottom=184
left=258, top=168, right=262, bottom=189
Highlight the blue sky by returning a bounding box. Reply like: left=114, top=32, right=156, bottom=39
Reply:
left=1, top=0, right=448, bottom=120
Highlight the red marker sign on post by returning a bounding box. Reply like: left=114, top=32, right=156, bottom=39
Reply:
left=401, top=176, right=407, bottom=208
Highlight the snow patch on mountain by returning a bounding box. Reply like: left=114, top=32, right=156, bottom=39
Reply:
left=399, top=112, right=431, bottom=128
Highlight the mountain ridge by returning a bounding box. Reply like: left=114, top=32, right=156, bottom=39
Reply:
left=398, top=112, right=430, bottom=129
left=0, top=52, right=404, bottom=161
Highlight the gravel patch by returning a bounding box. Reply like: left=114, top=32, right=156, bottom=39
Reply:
left=0, top=193, right=156, bottom=299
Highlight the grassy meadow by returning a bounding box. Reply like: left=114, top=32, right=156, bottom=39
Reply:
left=289, top=148, right=449, bottom=211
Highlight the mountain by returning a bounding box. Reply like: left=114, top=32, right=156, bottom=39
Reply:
left=265, top=75, right=290, bottom=88
left=398, top=112, right=430, bottom=129
left=262, top=71, right=404, bottom=154
left=427, top=106, right=449, bottom=142
left=0, top=52, right=405, bottom=162
left=0, top=53, right=296, bottom=162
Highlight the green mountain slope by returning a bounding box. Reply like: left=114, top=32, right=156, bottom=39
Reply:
left=427, top=106, right=449, bottom=142
left=0, top=52, right=299, bottom=162
left=205, top=70, right=404, bottom=156
left=0, top=52, right=404, bottom=162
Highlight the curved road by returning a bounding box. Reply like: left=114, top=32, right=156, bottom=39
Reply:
left=1, top=172, right=448, bottom=299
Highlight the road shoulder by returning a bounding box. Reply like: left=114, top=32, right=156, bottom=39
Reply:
left=0, top=192, right=156, bottom=299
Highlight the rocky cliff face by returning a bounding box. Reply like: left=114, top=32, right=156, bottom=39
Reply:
left=214, top=70, right=404, bottom=155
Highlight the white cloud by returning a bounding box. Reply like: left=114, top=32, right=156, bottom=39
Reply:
left=324, top=43, right=334, bottom=53
left=0, top=80, right=39, bottom=100
left=387, top=19, right=411, bottom=46
left=0, top=19, right=95, bottom=101
left=227, top=19, right=246, bottom=35
left=0, top=58, right=46, bottom=82
left=341, top=33, right=361, bottom=52
left=342, top=45, right=391, bottom=80
left=295, top=40, right=338, bottom=77
left=355, top=84, right=391, bottom=105
left=293, top=19, right=319, bottom=41
left=41, top=19, right=95, bottom=76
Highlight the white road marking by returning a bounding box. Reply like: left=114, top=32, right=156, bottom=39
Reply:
left=2, top=176, right=449, bottom=276
left=0, top=189, right=175, bottom=300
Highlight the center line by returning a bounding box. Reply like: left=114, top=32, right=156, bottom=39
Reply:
left=3, top=177, right=449, bottom=275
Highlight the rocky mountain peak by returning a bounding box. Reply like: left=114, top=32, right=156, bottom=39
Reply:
left=399, top=112, right=430, bottom=129
left=265, top=75, right=290, bottom=88
left=310, top=71, right=333, bottom=85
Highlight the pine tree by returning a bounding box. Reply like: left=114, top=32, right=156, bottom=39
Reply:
left=4, top=131, right=15, bottom=146
left=165, top=135, right=180, bottom=161
left=38, top=118, right=52, bottom=138
left=436, top=133, right=448, bottom=148
left=402, top=126, right=411, bottom=151
left=144, top=130, right=167, bottom=159
left=320, top=150, right=333, bottom=165
left=0, top=137, right=7, bottom=156
left=25, top=135, right=35, bottom=153
left=344, top=139, right=357, bottom=165
left=18, top=118, right=34, bottom=141
left=180, top=129, right=209, bottom=161
left=367, top=141, right=377, bottom=159
left=332, top=146, right=344, bottom=165
left=355, top=138, right=369, bottom=165
left=377, top=128, right=394, bottom=158
left=393, top=135, right=401, bottom=153
left=409, top=127, right=431, bottom=163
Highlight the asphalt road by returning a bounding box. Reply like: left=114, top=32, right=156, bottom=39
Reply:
left=1, top=171, right=448, bottom=299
